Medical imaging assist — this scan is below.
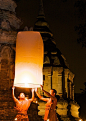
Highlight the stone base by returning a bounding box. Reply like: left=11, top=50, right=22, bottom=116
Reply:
left=60, top=115, right=71, bottom=121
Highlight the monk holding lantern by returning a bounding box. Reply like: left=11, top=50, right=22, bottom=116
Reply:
left=36, top=85, right=58, bottom=121
left=12, top=31, right=43, bottom=120
left=12, top=86, right=34, bottom=121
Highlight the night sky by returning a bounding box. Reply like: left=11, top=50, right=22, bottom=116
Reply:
left=15, top=0, right=86, bottom=93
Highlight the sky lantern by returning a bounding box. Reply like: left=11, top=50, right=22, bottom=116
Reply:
left=14, top=31, right=43, bottom=88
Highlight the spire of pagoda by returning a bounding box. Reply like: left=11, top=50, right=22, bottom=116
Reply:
left=34, top=0, right=53, bottom=37
left=38, top=0, right=45, bottom=18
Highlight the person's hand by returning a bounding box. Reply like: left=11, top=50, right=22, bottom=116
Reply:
left=12, top=86, right=15, bottom=90
left=40, top=85, right=43, bottom=90
left=35, top=88, right=38, bottom=92
left=32, top=88, right=35, bottom=92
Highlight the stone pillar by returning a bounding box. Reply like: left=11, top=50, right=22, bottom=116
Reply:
left=64, top=69, right=69, bottom=98
left=43, top=67, right=51, bottom=96
left=52, top=67, right=58, bottom=94
left=68, top=80, right=71, bottom=99
left=9, top=47, right=15, bottom=89
left=70, top=81, right=72, bottom=99
left=71, top=83, right=75, bottom=101
left=48, top=73, right=52, bottom=90
left=68, top=71, right=75, bottom=100
left=57, top=67, right=63, bottom=95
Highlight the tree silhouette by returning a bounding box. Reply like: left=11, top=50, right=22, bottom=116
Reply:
left=80, top=82, right=86, bottom=93
left=74, top=0, right=86, bottom=47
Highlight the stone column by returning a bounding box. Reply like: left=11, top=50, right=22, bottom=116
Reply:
left=68, top=80, right=72, bottom=99
left=43, top=67, right=51, bottom=96
left=68, top=71, right=75, bottom=100
left=70, top=81, right=72, bottom=99
left=64, top=69, right=69, bottom=98
left=48, top=72, right=52, bottom=90
left=71, top=83, right=75, bottom=101
left=57, top=67, right=63, bottom=95
left=9, top=64, right=15, bottom=88
left=52, top=67, right=58, bottom=94
left=68, top=80, right=70, bottom=99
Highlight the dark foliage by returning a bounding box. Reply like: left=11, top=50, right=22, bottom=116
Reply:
left=74, top=0, right=86, bottom=47
left=74, top=0, right=86, bottom=19
left=75, top=23, right=86, bottom=47
left=75, top=82, right=86, bottom=120
left=80, top=82, right=86, bottom=93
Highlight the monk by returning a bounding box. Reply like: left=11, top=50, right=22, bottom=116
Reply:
left=12, top=86, right=34, bottom=121
left=36, top=85, right=57, bottom=121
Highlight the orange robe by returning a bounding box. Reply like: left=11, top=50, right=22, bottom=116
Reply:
left=44, top=99, right=57, bottom=121
left=14, top=114, right=29, bottom=121
left=14, top=98, right=31, bottom=121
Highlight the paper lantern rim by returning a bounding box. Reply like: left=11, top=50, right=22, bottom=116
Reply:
left=14, top=83, right=41, bottom=88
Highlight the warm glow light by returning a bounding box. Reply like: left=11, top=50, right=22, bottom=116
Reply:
left=79, top=119, right=82, bottom=121
left=47, top=119, right=49, bottom=121
left=36, top=101, right=38, bottom=103
left=15, top=118, right=17, bottom=120
left=14, top=31, right=43, bottom=88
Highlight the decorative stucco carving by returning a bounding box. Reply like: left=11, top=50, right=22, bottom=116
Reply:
left=1, top=46, right=11, bottom=59
left=0, top=0, right=17, bottom=12
left=44, top=56, right=50, bottom=64
left=0, top=10, right=21, bottom=30
left=53, top=56, right=60, bottom=65
left=0, top=30, right=17, bottom=44
left=1, top=19, right=11, bottom=30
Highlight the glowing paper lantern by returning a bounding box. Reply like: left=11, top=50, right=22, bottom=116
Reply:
left=14, top=31, right=43, bottom=88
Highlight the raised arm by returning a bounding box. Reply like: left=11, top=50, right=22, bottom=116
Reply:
left=41, top=85, right=56, bottom=100
left=29, top=88, right=35, bottom=102
left=36, top=88, right=49, bottom=102
left=12, top=86, right=18, bottom=103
